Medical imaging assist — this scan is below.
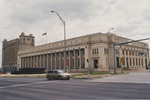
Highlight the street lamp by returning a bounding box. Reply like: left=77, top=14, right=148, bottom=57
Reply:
left=51, top=10, right=67, bottom=72
left=107, top=28, right=114, bottom=73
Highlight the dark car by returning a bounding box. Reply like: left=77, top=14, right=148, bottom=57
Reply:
left=46, top=70, right=71, bottom=80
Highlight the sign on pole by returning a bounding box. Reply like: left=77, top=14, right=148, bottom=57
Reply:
left=66, top=61, right=68, bottom=67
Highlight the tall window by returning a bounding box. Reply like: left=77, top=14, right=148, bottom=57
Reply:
left=130, top=58, right=132, bottom=66
left=139, top=58, right=140, bottom=66
left=126, top=50, right=128, bottom=55
left=136, top=58, right=138, bottom=66
left=122, top=50, right=124, bottom=55
left=141, top=58, right=143, bottom=66
left=133, top=58, right=135, bottom=66
left=129, top=51, right=131, bottom=55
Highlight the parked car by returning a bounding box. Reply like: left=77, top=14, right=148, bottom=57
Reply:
left=46, top=70, right=71, bottom=80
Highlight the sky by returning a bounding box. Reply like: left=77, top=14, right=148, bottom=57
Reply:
left=0, top=0, right=150, bottom=67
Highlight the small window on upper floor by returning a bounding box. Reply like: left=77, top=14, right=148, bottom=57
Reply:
left=92, top=49, right=94, bottom=54
left=93, top=48, right=98, bottom=54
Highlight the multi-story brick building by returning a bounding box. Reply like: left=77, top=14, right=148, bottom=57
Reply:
left=2, top=32, right=35, bottom=72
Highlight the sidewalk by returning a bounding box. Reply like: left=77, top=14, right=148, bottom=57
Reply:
left=88, top=70, right=150, bottom=84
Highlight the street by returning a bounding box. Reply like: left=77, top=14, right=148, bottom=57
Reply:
left=0, top=71, right=150, bottom=100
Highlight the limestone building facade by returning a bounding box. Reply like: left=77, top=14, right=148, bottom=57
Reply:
left=17, top=32, right=149, bottom=72
left=2, top=32, right=35, bottom=72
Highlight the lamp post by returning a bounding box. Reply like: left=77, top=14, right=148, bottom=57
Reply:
left=51, top=10, right=67, bottom=72
left=107, top=28, right=113, bottom=73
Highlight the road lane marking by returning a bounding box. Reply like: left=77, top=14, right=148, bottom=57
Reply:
left=0, top=81, right=57, bottom=89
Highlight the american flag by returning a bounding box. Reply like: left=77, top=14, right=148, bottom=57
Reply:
left=42, top=32, right=47, bottom=35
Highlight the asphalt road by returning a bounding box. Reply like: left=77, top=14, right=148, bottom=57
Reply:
left=0, top=71, right=150, bottom=100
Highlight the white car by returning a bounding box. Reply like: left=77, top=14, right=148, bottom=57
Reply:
left=46, top=70, right=71, bottom=80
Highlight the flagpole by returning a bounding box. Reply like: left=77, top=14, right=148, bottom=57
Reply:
left=46, top=33, right=47, bottom=43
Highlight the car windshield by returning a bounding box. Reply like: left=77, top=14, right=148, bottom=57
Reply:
left=57, top=70, right=65, bottom=73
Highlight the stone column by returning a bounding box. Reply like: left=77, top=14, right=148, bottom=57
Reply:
left=31, top=56, right=32, bottom=68
left=20, top=57, right=22, bottom=68
left=39, top=55, right=41, bottom=67
left=24, top=57, right=26, bottom=68
left=23, top=57, right=25, bottom=68
left=26, top=57, right=28, bottom=68
left=37, top=55, right=39, bottom=67
left=51, top=53, right=53, bottom=69
left=43, top=54, right=45, bottom=68
left=29, top=56, right=31, bottom=68
left=28, top=56, right=30, bottom=68
left=32, top=56, right=34, bottom=67
left=69, top=50, right=71, bottom=70
left=21, top=57, right=23, bottom=68
left=124, top=50, right=127, bottom=67
left=79, top=48, right=82, bottom=69
left=74, top=49, right=76, bottom=69
left=55, top=52, right=57, bottom=69
left=60, top=52, right=62, bottom=69
left=47, top=54, right=49, bottom=70
left=84, top=47, right=89, bottom=69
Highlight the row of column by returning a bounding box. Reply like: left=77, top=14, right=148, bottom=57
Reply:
left=21, top=48, right=85, bottom=70
left=118, top=49, right=148, bottom=68
left=122, top=57, right=146, bottom=67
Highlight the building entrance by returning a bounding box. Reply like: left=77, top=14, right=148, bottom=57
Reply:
left=116, top=57, right=120, bottom=68
left=94, top=60, right=98, bottom=69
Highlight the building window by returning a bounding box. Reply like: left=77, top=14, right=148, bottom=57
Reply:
left=129, top=51, right=131, bottom=55
left=126, top=50, right=128, bottom=55
left=93, top=49, right=94, bottom=54
left=122, top=57, right=125, bottom=65
left=133, top=58, right=135, bottom=66
left=141, top=58, right=143, bottom=66
left=132, top=51, right=134, bottom=56
left=122, top=50, right=124, bottom=55
left=78, top=58, right=79, bottom=68
left=93, top=48, right=99, bottom=54
left=136, top=58, right=138, bottom=66
left=130, top=58, right=132, bottom=66
left=139, top=58, right=140, bottom=66
left=72, top=59, right=74, bottom=67
left=77, top=50, right=79, bottom=56
left=135, top=52, right=137, bottom=56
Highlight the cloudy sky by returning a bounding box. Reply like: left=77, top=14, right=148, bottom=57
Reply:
left=0, top=0, right=150, bottom=67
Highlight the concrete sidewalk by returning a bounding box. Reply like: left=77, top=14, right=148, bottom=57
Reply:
left=88, top=70, right=150, bottom=84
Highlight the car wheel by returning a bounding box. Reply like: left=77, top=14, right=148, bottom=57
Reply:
left=66, top=78, right=70, bottom=80
left=58, top=76, right=62, bottom=80
left=47, top=77, right=51, bottom=80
